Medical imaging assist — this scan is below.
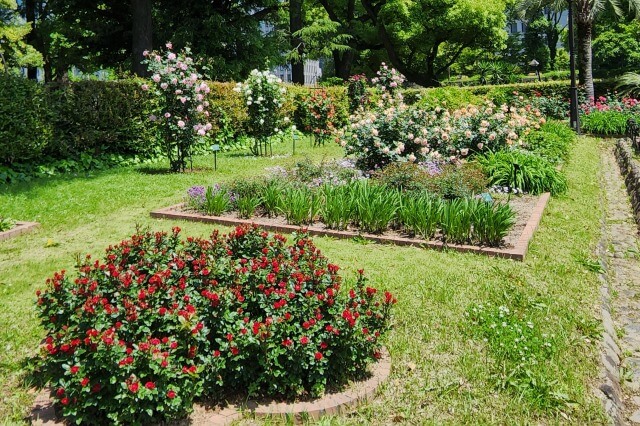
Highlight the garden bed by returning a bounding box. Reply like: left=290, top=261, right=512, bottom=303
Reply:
left=151, top=193, right=549, bottom=261
left=32, top=348, right=390, bottom=425
left=0, top=221, right=39, bottom=242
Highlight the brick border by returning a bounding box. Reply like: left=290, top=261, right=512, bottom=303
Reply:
left=31, top=349, right=391, bottom=425
left=0, top=221, right=39, bottom=242
left=151, top=194, right=551, bottom=261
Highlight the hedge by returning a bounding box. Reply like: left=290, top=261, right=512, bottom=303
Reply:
left=0, top=75, right=618, bottom=166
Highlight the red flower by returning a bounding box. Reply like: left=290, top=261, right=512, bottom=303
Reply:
left=282, top=338, right=293, bottom=347
left=230, top=347, right=239, bottom=356
left=91, top=383, right=101, bottom=393
left=314, top=352, right=323, bottom=360
left=60, top=397, right=70, bottom=406
left=300, top=336, right=309, bottom=345
left=213, top=350, right=221, bottom=357
left=145, top=381, right=156, bottom=390
left=167, top=390, right=176, bottom=399
left=70, top=366, right=79, bottom=374
left=81, top=377, right=90, bottom=387
left=128, top=382, right=139, bottom=393
left=56, top=388, right=65, bottom=397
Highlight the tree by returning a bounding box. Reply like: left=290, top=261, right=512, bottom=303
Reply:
left=593, top=20, right=640, bottom=73
left=520, top=0, right=640, bottom=100
left=359, top=0, right=508, bottom=86
left=0, top=0, right=42, bottom=71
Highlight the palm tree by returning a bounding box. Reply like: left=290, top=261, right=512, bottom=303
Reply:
left=518, top=0, right=640, bottom=101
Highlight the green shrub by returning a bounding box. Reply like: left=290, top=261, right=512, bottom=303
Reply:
left=409, top=87, right=484, bottom=110
left=523, top=122, right=575, bottom=164
left=0, top=74, right=52, bottom=164
left=0, top=216, right=15, bottom=232
left=471, top=201, right=516, bottom=246
left=372, top=162, right=488, bottom=199
left=580, top=111, right=635, bottom=136
left=321, top=183, right=356, bottom=230
left=477, top=150, right=568, bottom=195
left=46, top=80, right=158, bottom=160
left=35, top=226, right=396, bottom=424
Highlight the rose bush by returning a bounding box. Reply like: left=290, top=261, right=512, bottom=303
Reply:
left=295, top=89, right=338, bottom=146
left=234, top=70, right=287, bottom=155
left=35, top=225, right=395, bottom=424
left=142, top=42, right=212, bottom=172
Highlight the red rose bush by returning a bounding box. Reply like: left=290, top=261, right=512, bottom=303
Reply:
left=35, top=225, right=396, bottom=424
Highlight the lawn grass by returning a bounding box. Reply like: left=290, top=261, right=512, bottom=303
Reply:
left=0, top=137, right=606, bottom=424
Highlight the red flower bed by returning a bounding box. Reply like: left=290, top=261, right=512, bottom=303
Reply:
left=35, top=225, right=396, bottom=424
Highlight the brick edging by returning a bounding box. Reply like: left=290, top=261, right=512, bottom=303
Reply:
left=615, top=138, right=640, bottom=230
left=151, top=194, right=551, bottom=261
left=0, top=221, right=39, bottom=242
left=31, top=349, right=391, bottom=425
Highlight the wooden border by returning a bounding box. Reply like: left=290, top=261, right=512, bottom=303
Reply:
left=150, top=193, right=551, bottom=261
left=32, top=349, right=391, bottom=426
left=0, top=221, right=39, bottom=242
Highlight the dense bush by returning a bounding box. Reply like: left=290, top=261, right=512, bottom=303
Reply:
left=46, top=80, right=158, bottom=160
left=523, top=121, right=575, bottom=164
left=0, top=74, right=52, bottom=164
left=581, top=111, right=635, bottom=136
left=373, top=162, right=488, bottom=199
left=477, top=150, right=567, bottom=195
left=35, top=226, right=396, bottom=424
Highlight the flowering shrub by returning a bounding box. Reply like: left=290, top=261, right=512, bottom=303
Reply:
left=579, top=94, right=640, bottom=135
left=338, top=100, right=545, bottom=171
left=295, top=90, right=337, bottom=145
left=234, top=70, right=287, bottom=155
left=347, top=74, right=369, bottom=113
left=142, top=43, right=212, bottom=172
left=371, top=63, right=405, bottom=101
left=35, top=226, right=395, bottom=424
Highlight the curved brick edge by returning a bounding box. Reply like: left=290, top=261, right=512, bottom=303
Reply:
left=0, top=221, right=39, bottom=242
left=615, top=138, right=640, bottom=231
left=31, top=349, right=391, bottom=426
left=150, top=194, right=550, bottom=262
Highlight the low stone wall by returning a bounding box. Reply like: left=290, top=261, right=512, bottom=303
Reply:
left=615, top=139, right=640, bottom=230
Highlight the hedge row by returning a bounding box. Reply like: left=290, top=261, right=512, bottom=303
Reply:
left=0, top=75, right=615, bottom=165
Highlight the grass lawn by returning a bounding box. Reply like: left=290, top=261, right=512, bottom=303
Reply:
left=0, top=136, right=606, bottom=424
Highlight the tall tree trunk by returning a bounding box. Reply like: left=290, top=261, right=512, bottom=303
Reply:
left=576, top=17, right=594, bottom=100
left=25, top=0, right=38, bottom=80
left=333, top=50, right=355, bottom=80
left=290, top=0, right=305, bottom=84
left=132, top=0, right=153, bottom=77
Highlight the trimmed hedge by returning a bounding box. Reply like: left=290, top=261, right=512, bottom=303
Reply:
left=0, top=75, right=616, bottom=166
left=46, top=80, right=158, bottom=159
left=0, top=74, right=52, bottom=164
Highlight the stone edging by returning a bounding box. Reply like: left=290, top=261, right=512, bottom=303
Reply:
left=596, top=217, right=625, bottom=425
left=0, top=221, right=39, bottom=242
left=150, top=193, right=550, bottom=261
left=32, top=349, right=391, bottom=425
left=615, top=139, right=640, bottom=230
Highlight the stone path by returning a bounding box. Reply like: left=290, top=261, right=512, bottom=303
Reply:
left=599, top=144, right=640, bottom=424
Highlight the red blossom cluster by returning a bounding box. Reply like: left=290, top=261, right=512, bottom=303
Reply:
left=35, top=225, right=395, bottom=424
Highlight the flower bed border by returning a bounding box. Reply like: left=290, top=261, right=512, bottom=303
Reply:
left=150, top=193, right=550, bottom=261
left=0, top=221, right=39, bottom=242
left=32, top=349, right=391, bottom=425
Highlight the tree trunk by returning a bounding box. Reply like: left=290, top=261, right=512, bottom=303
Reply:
left=290, top=0, right=305, bottom=84
left=576, top=17, right=594, bottom=101
left=25, top=0, right=38, bottom=80
left=333, top=50, right=355, bottom=80
left=132, top=0, right=153, bottom=77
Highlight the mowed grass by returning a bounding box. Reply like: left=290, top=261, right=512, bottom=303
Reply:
left=0, top=137, right=606, bottom=424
